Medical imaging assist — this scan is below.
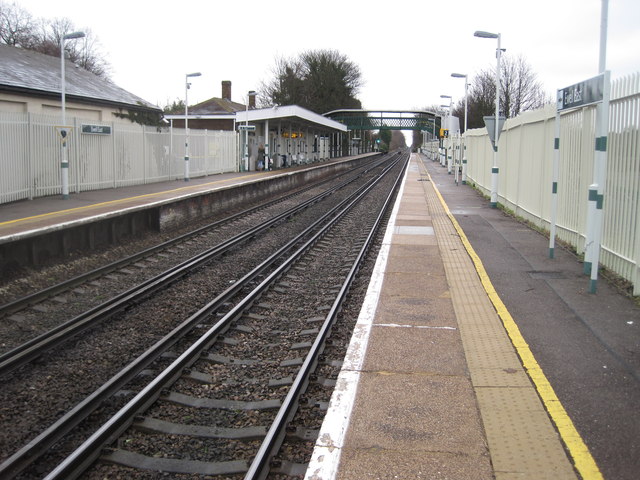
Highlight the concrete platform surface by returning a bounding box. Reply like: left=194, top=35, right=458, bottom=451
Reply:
left=304, top=154, right=623, bottom=479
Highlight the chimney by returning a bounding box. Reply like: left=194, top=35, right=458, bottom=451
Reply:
left=249, top=91, right=256, bottom=109
left=222, top=80, right=231, bottom=101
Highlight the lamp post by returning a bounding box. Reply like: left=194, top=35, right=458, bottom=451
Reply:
left=452, top=73, right=468, bottom=184
left=184, top=72, right=201, bottom=182
left=440, top=95, right=452, bottom=173
left=474, top=30, right=502, bottom=207
left=60, top=31, right=85, bottom=199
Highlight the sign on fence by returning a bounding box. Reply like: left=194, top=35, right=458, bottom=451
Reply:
left=82, top=124, right=112, bottom=135
left=557, top=73, right=605, bottom=111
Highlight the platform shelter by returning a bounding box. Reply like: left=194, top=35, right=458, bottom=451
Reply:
left=234, top=105, right=348, bottom=171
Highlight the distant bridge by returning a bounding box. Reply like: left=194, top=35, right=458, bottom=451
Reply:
left=324, top=109, right=440, bottom=132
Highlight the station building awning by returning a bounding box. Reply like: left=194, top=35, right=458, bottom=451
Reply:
left=235, top=105, right=348, bottom=132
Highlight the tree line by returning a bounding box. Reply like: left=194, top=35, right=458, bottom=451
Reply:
left=2, top=0, right=549, bottom=137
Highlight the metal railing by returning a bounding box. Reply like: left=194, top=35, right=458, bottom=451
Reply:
left=464, top=72, right=640, bottom=294
left=0, top=113, right=238, bottom=204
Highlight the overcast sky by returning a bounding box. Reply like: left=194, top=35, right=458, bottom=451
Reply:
left=14, top=0, right=640, bottom=112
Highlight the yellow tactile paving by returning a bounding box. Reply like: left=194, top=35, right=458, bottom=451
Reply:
left=415, top=157, right=580, bottom=480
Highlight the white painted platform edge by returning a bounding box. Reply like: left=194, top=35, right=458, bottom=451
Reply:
left=303, top=156, right=413, bottom=480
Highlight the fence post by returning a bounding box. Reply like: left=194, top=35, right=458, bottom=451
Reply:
left=205, top=129, right=209, bottom=176
left=27, top=112, right=34, bottom=200
left=142, top=125, right=147, bottom=184
left=588, top=70, right=611, bottom=293
left=74, top=117, right=80, bottom=193
left=112, top=121, right=117, bottom=188
left=462, top=135, right=467, bottom=184
left=549, top=106, right=561, bottom=258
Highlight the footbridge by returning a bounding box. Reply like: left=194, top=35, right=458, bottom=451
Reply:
left=324, top=109, right=441, bottom=154
left=324, top=109, right=440, bottom=132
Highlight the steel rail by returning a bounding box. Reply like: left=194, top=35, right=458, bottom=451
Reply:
left=245, top=153, right=409, bottom=479
left=0, top=155, right=385, bottom=320
left=0, top=156, right=399, bottom=480
left=42, top=156, right=403, bottom=480
left=0, top=157, right=389, bottom=378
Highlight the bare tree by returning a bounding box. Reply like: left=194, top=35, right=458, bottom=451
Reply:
left=0, top=1, right=110, bottom=77
left=454, top=55, right=549, bottom=130
left=501, top=55, right=548, bottom=118
left=0, top=1, right=35, bottom=46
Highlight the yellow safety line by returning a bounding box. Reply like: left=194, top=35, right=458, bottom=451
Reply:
left=424, top=164, right=603, bottom=480
left=0, top=173, right=264, bottom=228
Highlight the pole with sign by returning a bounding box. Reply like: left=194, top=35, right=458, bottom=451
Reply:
left=550, top=0, right=609, bottom=294
left=588, top=72, right=611, bottom=293
left=60, top=31, right=85, bottom=199
left=483, top=115, right=506, bottom=200
left=551, top=73, right=606, bottom=262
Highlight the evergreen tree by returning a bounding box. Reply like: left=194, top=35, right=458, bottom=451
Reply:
left=261, top=49, right=363, bottom=114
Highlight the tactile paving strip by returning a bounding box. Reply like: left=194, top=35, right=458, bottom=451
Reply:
left=418, top=160, right=578, bottom=480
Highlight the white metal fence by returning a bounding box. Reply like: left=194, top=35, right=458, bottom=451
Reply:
left=464, top=73, right=640, bottom=294
left=0, top=112, right=238, bottom=204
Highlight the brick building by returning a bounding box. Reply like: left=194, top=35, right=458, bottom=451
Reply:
left=166, top=80, right=250, bottom=130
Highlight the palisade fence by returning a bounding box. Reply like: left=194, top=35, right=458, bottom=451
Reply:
left=464, top=73, right=640, bottom=295
left=0, top=112, right=238, bottom=204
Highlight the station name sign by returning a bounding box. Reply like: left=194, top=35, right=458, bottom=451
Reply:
left=81, top=124, right=112, bottom=135
left=557, top=73, right=604, bottom=111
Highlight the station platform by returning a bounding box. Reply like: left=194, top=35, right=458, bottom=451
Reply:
left=305, top=153, right=640, bottom=480
left=0, top=154, right=375, bottom=270
left=0, top=158, right=354, bottom=240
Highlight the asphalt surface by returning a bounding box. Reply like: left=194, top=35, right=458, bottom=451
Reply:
left=423, top=155, right=640, bottom=480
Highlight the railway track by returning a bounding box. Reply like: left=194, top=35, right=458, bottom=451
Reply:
left=0, top=154, right=391, bottom=375
left=0, top=155, right=386, bottom=337
left=0, top=155, right=410, bottom=478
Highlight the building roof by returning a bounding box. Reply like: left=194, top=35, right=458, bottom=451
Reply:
left=189, top=97, right=246, bottom=115
left=235, top=105, right=348, bottom=132
left=0, top=44, right=160, bottom=112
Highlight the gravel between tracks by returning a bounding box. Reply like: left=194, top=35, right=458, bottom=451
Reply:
left=0, top=157, right=403, bottom=479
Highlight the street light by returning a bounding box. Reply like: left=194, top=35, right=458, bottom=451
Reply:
left=440, top=95, right=453, bottom=173
left=60, top=31, right=85, bottom=199
left=474, top=30, right=502, bottom=207
left=450, top=73, right=468, bottom=133
left=184, top=72, right=202, bottom=182
left=452, top=72, right=468, bottom=184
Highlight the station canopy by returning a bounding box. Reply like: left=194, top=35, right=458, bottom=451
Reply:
left=235, top=105, right=347, bottom=133
left=324, top=109, right=439, bottom=132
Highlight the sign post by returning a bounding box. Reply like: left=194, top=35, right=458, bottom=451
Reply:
left=551, top=71, right=609, bottom=292
left=55, top=126, right=72, bottom=199
left=483, top=115, right=505, bottom=207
